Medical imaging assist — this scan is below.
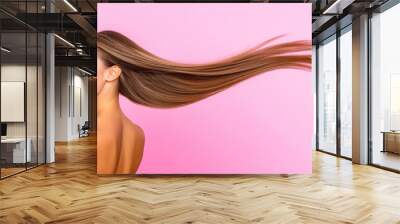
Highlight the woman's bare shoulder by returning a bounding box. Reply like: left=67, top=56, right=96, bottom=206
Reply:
left=122, top=116, right=145, bottom=140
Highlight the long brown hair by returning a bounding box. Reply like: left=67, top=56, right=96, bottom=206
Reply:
left=97, top=31, right=311, bottom=108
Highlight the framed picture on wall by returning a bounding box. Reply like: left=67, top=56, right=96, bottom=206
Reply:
left=97, top=3, right=313, bottom=175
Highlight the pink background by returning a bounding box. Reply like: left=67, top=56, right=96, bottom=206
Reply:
left=98, top=3, right=313, bottom=174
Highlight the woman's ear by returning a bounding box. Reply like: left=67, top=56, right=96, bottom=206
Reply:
left=104, top=65, right=122, bottom=82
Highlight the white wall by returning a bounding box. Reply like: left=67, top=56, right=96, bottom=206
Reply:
left=55, top=66, right=69, bottom=141
left=71, top=73, right=89, bottom=138
left=1, top=65, right=38, bottom=138
left=1, top=65, right=26, bottom=138
left=54, top=67, right=89, bottom=141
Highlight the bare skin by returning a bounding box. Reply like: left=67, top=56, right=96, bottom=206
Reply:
left=97, top=53, right=145, bottom=174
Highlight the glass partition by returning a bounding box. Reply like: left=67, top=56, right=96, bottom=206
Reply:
left=27, top=31, right=38, bottom=169
left=0, top=1, right=46, bottom=179
left=1, top=31, right=28, bottom=177
left=38, top=32, right=45, bottom=165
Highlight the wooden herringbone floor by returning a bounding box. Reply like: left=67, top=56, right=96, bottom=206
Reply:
left=1, top=135, right=400, bottom=224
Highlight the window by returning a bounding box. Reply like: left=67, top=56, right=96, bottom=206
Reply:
left=317, top=35, right=337, bottom=154
left=370, top=2, right=400, bottom=171
left=339, top=27, right=352, bottom=158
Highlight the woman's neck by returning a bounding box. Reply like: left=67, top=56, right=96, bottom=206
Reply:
left=98, top=82, right=122, bottom=118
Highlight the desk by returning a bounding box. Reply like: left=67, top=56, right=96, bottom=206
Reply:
left=382, top=131, right=400, bottom=154
left=1, top=138, right=31, bottom=163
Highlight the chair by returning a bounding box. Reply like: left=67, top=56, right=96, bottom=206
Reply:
left=79, top=121, right=90, bottom=138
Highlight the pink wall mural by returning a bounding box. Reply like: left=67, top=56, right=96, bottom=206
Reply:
left=97, top=3, right=312, bottom=174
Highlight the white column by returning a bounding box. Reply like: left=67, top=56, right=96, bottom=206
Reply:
left=46, top=33, right=55, bottom=163
left=45, top=1, right=56, bottom=163
left=352, top=14, right=369, bottom=164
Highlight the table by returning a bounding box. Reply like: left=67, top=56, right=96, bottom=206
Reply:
left=1, top=138, right=31, bottom=163
left=381, top=131, right=400, bottom=154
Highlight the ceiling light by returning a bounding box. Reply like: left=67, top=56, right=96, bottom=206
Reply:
left=76, top=48, right=85, bottom=55
left=323, top=0, right=354, bottom=15
left=54, top=34, right=75, bottom=48
left=63, top=0, right=78, bottom=12
left=1, top=47, right=11, bottom=53
left=78, top=67, right=93, bottom=76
